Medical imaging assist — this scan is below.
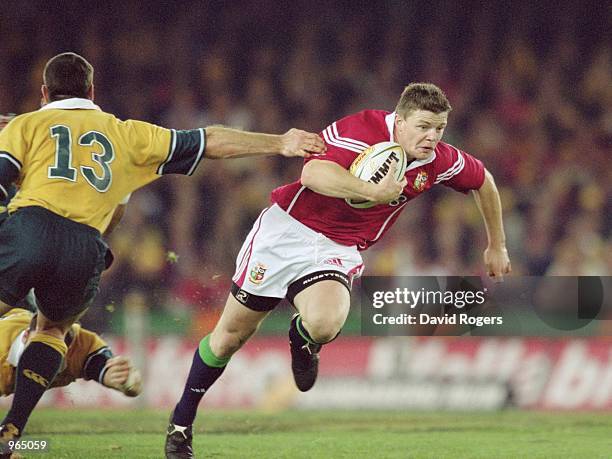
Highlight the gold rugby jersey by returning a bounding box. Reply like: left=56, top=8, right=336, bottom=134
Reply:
left=0, top=308, right=108, bottom=396
left=0, top=98, right=205, bottom=233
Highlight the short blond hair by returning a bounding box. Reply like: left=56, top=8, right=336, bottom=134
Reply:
left=395, top=83, right=451, bottom=117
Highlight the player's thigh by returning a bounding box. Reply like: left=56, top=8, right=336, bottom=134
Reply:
left=0, top=211, right=41, bottom=307
left=30, top=209, right=109, bottom=322
left=215, top=294, right=271, bottom=333
left=293, top=280, right=351, bottom=332
left=37, top=246, right=106, bottom=322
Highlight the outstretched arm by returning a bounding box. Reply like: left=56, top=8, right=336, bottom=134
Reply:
left=473, top=169, right=511, bottom=280
left=204, top=127, right=326, bottom=159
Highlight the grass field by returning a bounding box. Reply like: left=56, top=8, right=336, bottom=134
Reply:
left=13, top=409, right=612, bottom=458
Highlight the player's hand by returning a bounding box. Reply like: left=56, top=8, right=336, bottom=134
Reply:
left=102, top=356, right=142, bottom=397
left=371, top=162, right=407, bottom=203
left=484, top=245, right=511, bottom=282
left=280, top=128, right=326, bottom=158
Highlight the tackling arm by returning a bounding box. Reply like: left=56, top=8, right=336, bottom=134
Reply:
left=301, top=160, right=406, bottom=203
left=204, top=127, right=325, bottom=159
left=83, top=348, right=142, bottom=397
left=101, top=356, right=142, bottom=397
left=473, top=169, right=511, bottom=279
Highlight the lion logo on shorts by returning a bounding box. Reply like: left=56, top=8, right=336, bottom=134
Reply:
left=249, top=263, right=267, bottom=285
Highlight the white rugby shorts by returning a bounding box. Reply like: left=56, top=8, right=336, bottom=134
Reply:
left=231, top=204, right=364, bottom=310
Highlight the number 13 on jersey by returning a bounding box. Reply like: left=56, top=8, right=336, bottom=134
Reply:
left=48, top=125, right=114, bottom=192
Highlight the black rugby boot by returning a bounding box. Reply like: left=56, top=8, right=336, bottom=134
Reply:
left=289, top=314, right=322, bottom=392
left=165, top=415, right=194, bottom=459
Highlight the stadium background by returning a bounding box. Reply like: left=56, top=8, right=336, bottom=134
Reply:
left=1, top=0, right=610, bottom=415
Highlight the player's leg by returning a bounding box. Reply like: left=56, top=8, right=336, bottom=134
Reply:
left=289, top=279, right=351, bottom=391
left=0, top=311, right=73, bottom=441
left=166, top=292, right=279, bottom=459
left=0, top=185, right=17, bottom=320
left=170, top=205, right=287, bottom=425
left=0, top=209, right=53, bottom=445
left=167, top=205, right=308, bottom=457
left=1, top=269, right=94, bottom=443
left=1, top=207, right=108, bottom=445
left=172, top=293, right=271, bottom=424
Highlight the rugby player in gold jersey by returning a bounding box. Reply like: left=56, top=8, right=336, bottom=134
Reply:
left=0, top=52, right=325, bottom=456
left=0, top=307, right=142, bottom=399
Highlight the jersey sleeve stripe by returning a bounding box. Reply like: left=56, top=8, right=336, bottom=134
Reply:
left=84, top=346, right=111, bottom=372
left=0, top=155, right=21, bottom=193
left=156, top=129, right=177, bottom=175
left=434, top=151, right=465, bottom=183
left=0, top=183, right=8, bottom=200
left=331, top=122, right=370, bottom=149
left=440, top=153, right=464, bottom=179
left=82, top=346, right=113, bottom=383
left=159, top=129, right=205, bottom=175
left=434, top=159, right=464, bottom=183
left=186, top=128, right=206, bottom=176
left=322, top=127, right=364, bottom=153
left=435, top=159, right=461, bottom=182
left=0, top=152, right=22, bottom=170
left=436, top=152, right=463, bottom=179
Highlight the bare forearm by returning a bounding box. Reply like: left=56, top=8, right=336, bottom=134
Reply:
left=301, top=160, right=380, bottom=201
left=204, top=127, right=282, bottom=159
left=474, top=169, right=506, bottom=247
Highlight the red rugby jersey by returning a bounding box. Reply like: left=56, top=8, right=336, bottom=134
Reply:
left=271, top=110, right=485, bottom=250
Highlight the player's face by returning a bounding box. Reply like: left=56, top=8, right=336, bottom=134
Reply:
left=394, top=110, right=448, bottom=160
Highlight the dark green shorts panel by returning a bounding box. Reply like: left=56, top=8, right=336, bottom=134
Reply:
left=0, top=206, right=108, bottom=321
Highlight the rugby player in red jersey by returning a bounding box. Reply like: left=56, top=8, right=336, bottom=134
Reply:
left=166, top=83, right=511, bottom=459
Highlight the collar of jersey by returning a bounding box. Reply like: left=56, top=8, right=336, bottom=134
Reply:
left=385, top=111, right=436, bottom=170
left=39, top=98, right=101, bottom=111
left=385, top=111, right=396, bottom=142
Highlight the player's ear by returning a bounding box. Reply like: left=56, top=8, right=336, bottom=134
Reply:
left=394, top=114, right=404, bottom=131
left=41, top=85, right=50, bottom=106
left=88, top=83, right=94, bottom=101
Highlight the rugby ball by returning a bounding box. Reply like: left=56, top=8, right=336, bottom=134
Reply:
left=345, top=141, right=407, bottom=208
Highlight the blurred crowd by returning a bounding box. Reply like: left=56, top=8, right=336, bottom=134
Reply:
left=1, top=1, right=609, bottom=331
